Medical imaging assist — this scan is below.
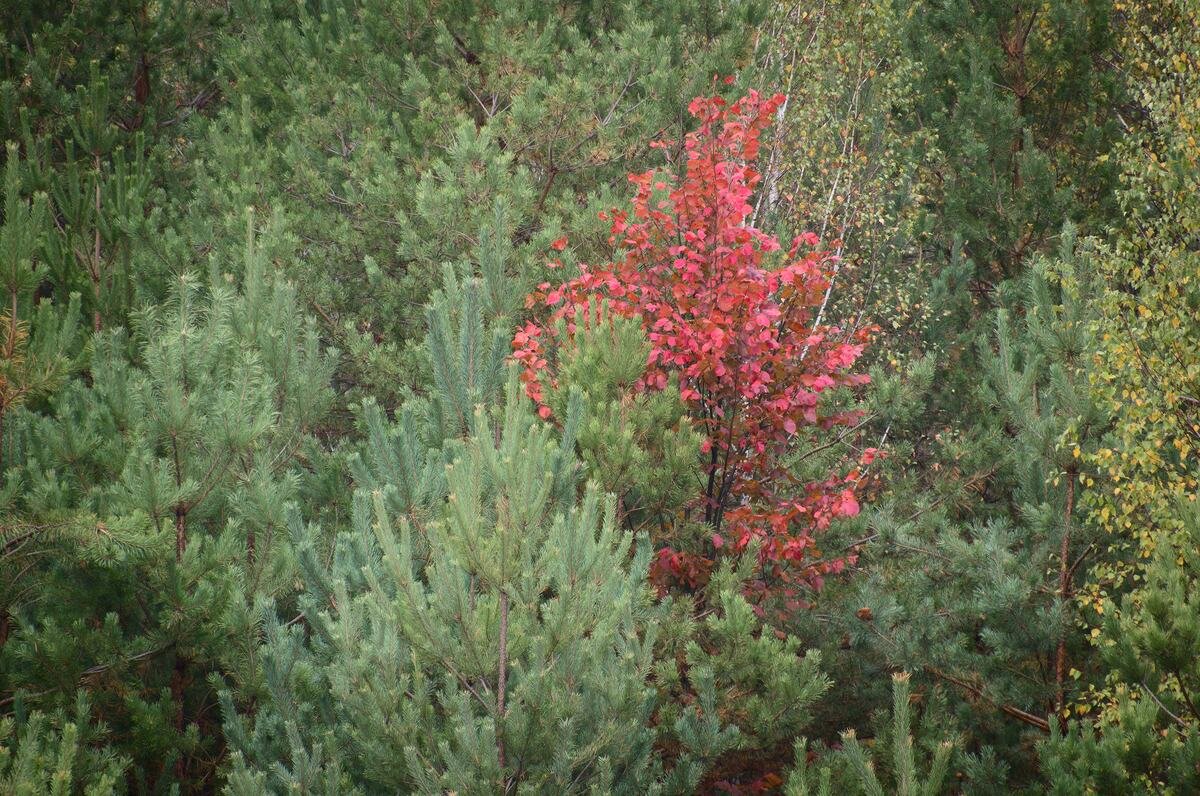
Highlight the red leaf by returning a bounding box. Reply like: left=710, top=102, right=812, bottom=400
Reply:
left=509, top=89, right=876, bottom=604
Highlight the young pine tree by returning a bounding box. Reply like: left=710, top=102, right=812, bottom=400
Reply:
left=846, top=233, right=1108, bottom=782
left=1, top=219, right=336, bottom=791
left=899, top=0, right=1118, bottom=288
left=538, top=302, right=701, bottom=541
left=0, top=144, right=81, bottom=470
left=0, top=693, right=125, bottom=795
left=786, top=673, right=958, bottom=796
left=1051, top=8, right=1200, bottom=790
left=179, top=0, right=763, bottom=410
left=224, top=258, right=832, bottom=792
left=0, top=145, right=84, bottom=650
left=223, top=372, right=693, bottom=793
left=1040, top=499, right=1200, bottom=795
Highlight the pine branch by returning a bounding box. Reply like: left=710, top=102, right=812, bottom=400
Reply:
left=0, top=644, right=175, bottom=708
left=926, top=667, right=1049, bottom=733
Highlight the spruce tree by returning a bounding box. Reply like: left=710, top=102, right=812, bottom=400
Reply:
left=863, top=0, right=1123, bottom=561
left=745, top=3, right=1124, bottom=772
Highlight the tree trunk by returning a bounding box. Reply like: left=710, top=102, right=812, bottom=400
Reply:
left=175, top=508, right=187, bottom=561
left=497, top=590, right=509, bottom=773
left=92, top=154, right=104, bottom=333
left=171, top=654, right=189, bottom=784
left=1054, top=469, right=1077, bottom=725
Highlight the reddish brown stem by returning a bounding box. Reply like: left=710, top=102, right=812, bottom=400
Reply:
left=175, top=508, right=186, bottom=562
left=1055, top=469, right=1077, bottom=725
left=497, top=590, right=509, bottom=773
left=927, top=667, right=1050, bottom=733
left=171, top=654, right=189, bottom=784
left=92, top=154, right=103, bottom=332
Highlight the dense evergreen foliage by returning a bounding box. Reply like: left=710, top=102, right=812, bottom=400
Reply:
left=2, top=1, right=1198, bottom=793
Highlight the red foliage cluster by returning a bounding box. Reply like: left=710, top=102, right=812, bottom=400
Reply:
left=513, top=90, right=875, bottom=592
